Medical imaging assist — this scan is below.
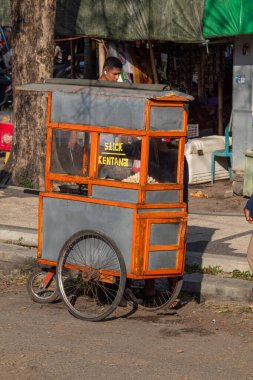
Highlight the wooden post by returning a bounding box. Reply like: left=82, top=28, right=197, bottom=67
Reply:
left=218, top=77, right=223, bottom=135
left=70, top=39, right=75, bottom=79
left=198, top=51, right=204, bottom=98
left=98, top=41, right=106, bottom=78
left=148, top=40, right=159, bottom=84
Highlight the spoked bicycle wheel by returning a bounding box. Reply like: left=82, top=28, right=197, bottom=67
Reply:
left=57, top=230, right=126, bottom=322
left=27, top=268, right=58, bottom=304
left=131, top=277, right=183, bottom=311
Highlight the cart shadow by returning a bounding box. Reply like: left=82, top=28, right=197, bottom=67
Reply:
left=185, top=225, right=252, bottom=302
left=105, top=304, right=138, bottom=322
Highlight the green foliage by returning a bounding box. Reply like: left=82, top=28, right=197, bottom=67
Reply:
left=232, top=270, right=253, bottom=281
left=18, top=175, right=33, bottom=189
left=185, top=264, right=203, bottom=273
left=185, top=264, right=223, bottom=275
left=204, top=265, right=223, bottom=275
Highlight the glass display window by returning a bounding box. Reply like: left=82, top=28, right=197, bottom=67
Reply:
left=51, top=129, right=90, bottom=177
left=148, top=138, right=179, bottom=183
left=98, top=133, right=142, bottom=182
left=97, top=134, right=180, bottom=184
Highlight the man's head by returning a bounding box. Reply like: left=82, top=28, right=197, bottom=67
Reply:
left=101, top=57, right=122, bottom=81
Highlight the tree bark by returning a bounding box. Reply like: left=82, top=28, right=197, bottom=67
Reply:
left=4, top=0, right=56, bottom=189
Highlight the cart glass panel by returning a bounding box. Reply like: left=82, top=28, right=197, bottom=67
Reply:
left=98, top=133, right=142, bottom=182
left=148, top=138, right=179, bottom=183
left=51, top=130, right=90, bottom=177
left=150, top=106, right=184, bottom=131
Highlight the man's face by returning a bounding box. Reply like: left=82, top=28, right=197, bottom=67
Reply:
left=104, top=67, right=121, bottom=81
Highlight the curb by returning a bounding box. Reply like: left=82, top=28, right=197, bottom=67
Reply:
left=0, top=240, right=252, bottom=303
left=0, top=226, right=37, bottom=247
left=183, top=273, right=253, bottom=302
left=0, top=242, right=37, bottom=276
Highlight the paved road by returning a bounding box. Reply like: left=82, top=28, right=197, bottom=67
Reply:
left=0, top=186, right=251, bottom=259
left=188, top=213, right=251, bottom=257
left=0, top=284, right=253, bottom=380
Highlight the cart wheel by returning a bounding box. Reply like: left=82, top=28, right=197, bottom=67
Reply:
left=132, top=277, right=183, bottom=311
left=56, top=230, right=126, bottom=322
left=27, top=268, right=58, bottom=304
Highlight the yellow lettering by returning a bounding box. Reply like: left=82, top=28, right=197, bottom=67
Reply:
left=99, top=155, right=129, bottom=167
left=103, top=142, right=124, bottom=152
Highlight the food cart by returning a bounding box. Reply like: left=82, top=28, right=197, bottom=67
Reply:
left=26, top=79, right=191, bottom=321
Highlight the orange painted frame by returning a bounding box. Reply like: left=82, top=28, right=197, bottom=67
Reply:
left=40, top=91, right=190, bottom=278
left=138, top=218, right=187, bottom=276
left=44, top=93, right=189, bottom=201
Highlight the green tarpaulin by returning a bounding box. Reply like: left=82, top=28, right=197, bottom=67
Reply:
left=55, top=0, right=205, bottom=42
left=0, top=0, right=10, bottom=26
left=203, top=0, right=253, bottom=38
left=1, top=0, right=253, bottom=41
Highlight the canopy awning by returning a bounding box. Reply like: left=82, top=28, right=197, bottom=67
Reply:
left=1, top=0, right=253, bottom=42
left=0, top=0, right=11, bottom=26
left=55, top=0, right=205, bottom=43
left=203, top=0, right=253, bottom=39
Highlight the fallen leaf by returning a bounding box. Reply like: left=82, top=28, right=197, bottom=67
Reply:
left=190, top=190, right=208, bottom=198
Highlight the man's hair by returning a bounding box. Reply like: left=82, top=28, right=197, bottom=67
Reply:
left=103, top=56, right=122, bottom=70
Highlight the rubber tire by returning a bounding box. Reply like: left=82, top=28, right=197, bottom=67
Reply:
left=137, top=277, right=183, bottom=311
left=57, top=230, right=127, bottom=322
left=27, top=268, right=58, bottom=304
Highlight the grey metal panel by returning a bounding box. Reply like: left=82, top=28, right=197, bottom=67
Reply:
left=148, top=251, right=177, bottom=269
left=92, top=186, right=138, bottom=203
left=146, top=190, right=180, bottom=204
left=232, top=110, right=253, bottom=171
left=150, top=223, right=179, bottom=245
left=150, top=107, right=183, bottom=131
left=41, top=197, right=133, bottom=271
left=51, top=91, right=145, bottom=129
left=233, top=65, right=252, bottom=112
left=138, top=208, right=183, bottom=213
left=232, top=36, right=253, bottom=172
left=233, top=36, right=253, bottom=112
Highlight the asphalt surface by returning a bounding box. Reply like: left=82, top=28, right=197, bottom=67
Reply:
left=0, top=284, right=253, bottom=380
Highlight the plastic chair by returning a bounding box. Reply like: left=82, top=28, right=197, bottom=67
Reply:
left=211, top=123, right=233, bottom=184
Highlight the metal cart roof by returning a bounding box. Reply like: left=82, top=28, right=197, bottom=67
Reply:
left=17, top=78, right=193, bottom=101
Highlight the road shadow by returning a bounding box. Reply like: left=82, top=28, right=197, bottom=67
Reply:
left=184, top=224, right=252, bottom=302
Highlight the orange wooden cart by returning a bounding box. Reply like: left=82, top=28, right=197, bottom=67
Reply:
left=26, top=79, right=191, bottom=321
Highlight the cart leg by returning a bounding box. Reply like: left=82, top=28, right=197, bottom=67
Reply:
left=43, top=270, right=55, bottom=288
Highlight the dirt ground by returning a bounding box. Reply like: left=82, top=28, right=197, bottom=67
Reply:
left=188, top=179, right=246, bottom=214
left=0, top=282, right=253, bottom=380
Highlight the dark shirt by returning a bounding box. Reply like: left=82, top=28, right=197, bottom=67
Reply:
left=245, top=196, right=253, bottom=218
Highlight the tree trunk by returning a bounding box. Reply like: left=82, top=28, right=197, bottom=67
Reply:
left=4, top=0, right=56, bottom=189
